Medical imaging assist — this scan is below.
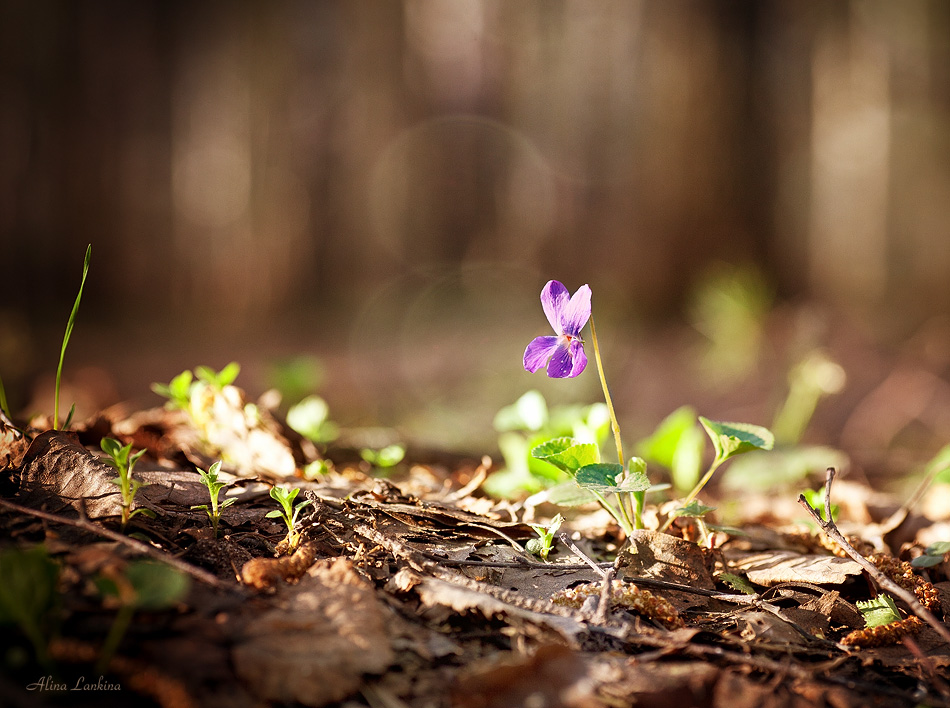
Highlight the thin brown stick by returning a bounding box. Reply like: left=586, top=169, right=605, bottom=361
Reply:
left=0, top=497, right=243, bottom=594
left=592, top=567, right=616, bottom=624
left=797, top=468, right=950, bottom=645
left=558, top=532, right=608, bottom=579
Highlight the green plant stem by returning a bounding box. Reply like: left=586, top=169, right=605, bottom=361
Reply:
left=589, top=316, right=623, bottom=466
left=589, top=489, right=633, bottom=536
left=589, top=316, right=640, bottom=530
left=96, top=603, right=134, bottom=675
left=54, top=244, right=91, bottom=430
left=0, top=373, right=9, bottom=419
left=660, top=457, right=724, bottom=532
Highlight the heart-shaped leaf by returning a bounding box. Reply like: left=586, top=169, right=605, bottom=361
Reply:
left=699, top=418, right=774, bottom=464
left=531, top=438, right=599, bottom=475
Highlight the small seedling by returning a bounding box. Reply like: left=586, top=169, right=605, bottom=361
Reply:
left=911, top=541, right=950, bottom=568
left=53, top=243, right=91, bottom=430
left=287, top=394, right=339, bottom=444
left=800, top=486, right=838, bottom=522
left=772, top=351, right=846, bottom=445
left=0, top=545, right=61, bottom=669
left=660, top=417, right=773, bottom=531
left=151, top=362, right=240, bottom=411
left=194, top=362, right=241, bottom=390
left=95, top=560, right=189, bottom=673
left=151, top=369, right=193, bottom=410
left=191, top=461, right=234, bottom=537
left=525, top=513, right=564, bottom=561
left=671, top=500, right=717, bottom=544
left=360, top=444, right=406, bottom=470
left=100, top=437, right=154, bottom=530
left=266, top=486, right=313, bottom=552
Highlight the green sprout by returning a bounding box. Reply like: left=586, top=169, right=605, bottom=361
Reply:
left=525, top=513, right=564, bottom=561
left=265, top=486, right=313, bottom=551
left=287, top=395, right=339, bottom=444
left=800, top=486, right=838, bottom=522
left=360, top=444, right=406, bottom=471
left=151, top=369, right=193, bottom=410
left=670, top=500, right=718, bottom=544
left=95, top=560, right=189, bottom=674
left=0, top=546, right=61, bottom=670
left=100, top=437, right=154, bottom=530
left=0, top=373, right=10, bottom=420
left=54, top=243, right=91, bottom=430
left=772, top=351, right=846, bottom=446
left=911, top=541, right=950, bottom=569
left=190, top=461, right=234, bottom=537
left=194, top=362, right=241, bottom=390
left=660, top=418, right=773, bottom=532
left=151, top=362, right=240, bottom=411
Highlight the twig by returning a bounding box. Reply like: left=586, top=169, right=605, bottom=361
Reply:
left=558, top=532, right=608, bottom=579
left=592, top=567, right=616, bottom=624
left=797, top=468, right=950, bottom=645
left=0, top=497, right=242, bottom=594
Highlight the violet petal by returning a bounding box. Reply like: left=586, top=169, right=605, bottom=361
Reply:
left=560, top=284, right=592, bottom=337
left=546, top=341, right=575, bottom=378
left=567, top=339, right=588, bottom=377
left=540, top=280, right=570, bottom=334
left=523, top=336, right=559, bottom=373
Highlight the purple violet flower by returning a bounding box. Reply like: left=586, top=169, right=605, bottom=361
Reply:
left=523, top=280, right=591, bottom=378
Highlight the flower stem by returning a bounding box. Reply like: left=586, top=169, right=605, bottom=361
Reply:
left=589, top=316, right=623, bottom=466
left=589, top=316, right=641, bottom=532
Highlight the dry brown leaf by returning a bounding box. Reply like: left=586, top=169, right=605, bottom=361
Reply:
left=452, top=644, right=598, bottom=708
left=390, top=567, right=587, bottom=645
left=232, top=558, right=392, bottom=706
left=729, top=551, right=863, bottom=585
left=14, top=430, right=123, bottom=518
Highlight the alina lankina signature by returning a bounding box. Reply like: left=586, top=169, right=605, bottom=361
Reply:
left=27, top=675, right=121, bottom=692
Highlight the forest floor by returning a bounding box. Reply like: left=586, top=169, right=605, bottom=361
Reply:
left=1, top=345, right=950, bottom=708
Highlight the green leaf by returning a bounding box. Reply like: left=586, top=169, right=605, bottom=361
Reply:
left=53, top=244, right=91, bottom=430
left=675, top=500, right=716, bottom=518
left=0, top=546, right=59, bottom=628
left=911, top=554, right=945, bottom=568
left=699, top=417, right=774, bottom=463
left=216, top=362, right=241, bottom=387
left=719, top=572, right=756, bottom=595
left=123, top=561, right=189, bottom=610
left=265, top=510, right=283, bottom=519
left=545, top=481, right=598, bottom=507
left=637, top=405, right=697, bottom=469
left=287, top=395, right=338, bottom=443
left=100, top=437, right=123, bottom=462
left=924, top=541, right=950, bottom=555
left=924, top=444, right=950, bottom=485
left=856, top=595, right=902, bottom=628
left=130, top=448, right=147, bottom=470
left=493, top=390, right=548, bottom=432
left=361, top=444, right=405, bottom=468
left=531, top=438, right=599, bottom=475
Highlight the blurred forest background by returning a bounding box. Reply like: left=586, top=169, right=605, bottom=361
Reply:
left=2, top=0, right=950, bottom=473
